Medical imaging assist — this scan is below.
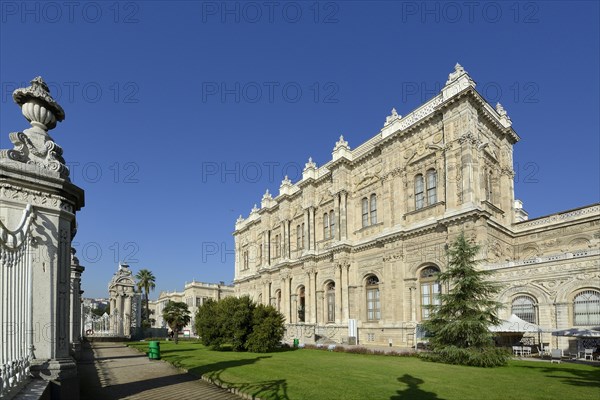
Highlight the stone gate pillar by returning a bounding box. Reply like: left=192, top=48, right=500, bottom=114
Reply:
left=0, top=77, right=85, bottom=398
left=108, top=264, right=136, bottom=338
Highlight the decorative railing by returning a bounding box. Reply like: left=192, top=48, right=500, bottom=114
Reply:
left=0, top=205, right=35, bottom=398
left=514, top=204, right=600, bottom=230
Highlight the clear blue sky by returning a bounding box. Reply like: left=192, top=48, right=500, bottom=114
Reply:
left=1, top=1, right=598, bottom=299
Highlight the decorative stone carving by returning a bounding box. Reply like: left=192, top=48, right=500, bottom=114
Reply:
left=384, top=108, right=401, bottom=125
left=0, top=77, right=69, bottom=179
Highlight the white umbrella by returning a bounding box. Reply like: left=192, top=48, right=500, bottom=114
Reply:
left=489, top=314, right=546, bottom=333
left=551, top=327, right=600, bottom=338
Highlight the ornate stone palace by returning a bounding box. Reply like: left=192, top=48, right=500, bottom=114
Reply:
left=233, top=65, right=600, bottom=350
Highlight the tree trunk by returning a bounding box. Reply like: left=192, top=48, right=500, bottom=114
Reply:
left=174, top=330, right=179, bottom=344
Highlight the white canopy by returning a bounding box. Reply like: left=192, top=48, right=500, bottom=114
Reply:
left=489, top=314, right=546, bottom=333
left=551, top=327, right=600, bottom=338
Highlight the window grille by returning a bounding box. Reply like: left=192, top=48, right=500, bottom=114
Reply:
left=574, top=290, right=600, bottom=326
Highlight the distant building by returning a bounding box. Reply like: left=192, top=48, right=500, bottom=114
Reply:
left=83, top=298, right=110, bottom=311
left=233, top=64, right=600, bottom=351
left=149, top=280, right=234, bottom=333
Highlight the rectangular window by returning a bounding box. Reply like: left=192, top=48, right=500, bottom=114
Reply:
left=323, top=213, right=329, bottom=239
left=427, top=170, right=437, bottom=205
left=370, top=195, right=377, bottom=224
left=329, top=210, right=335, bottom=240
left=196, top=297, right=202, bottom=307
left=327, top=291, right=335, bottom=322
left=415, top=175, right=424, bottom=209
left=367, top=288, right=380, bottom=321
left=296, top=225, right=302, bottom=250
left=362, top=198, right=369, bottom=227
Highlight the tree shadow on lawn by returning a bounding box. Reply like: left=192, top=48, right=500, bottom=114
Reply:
left=514, top=364, right=600, bottom=389
left=390, top=374, right=445, bottom=400
left=185, top=356, right=290, bottom=399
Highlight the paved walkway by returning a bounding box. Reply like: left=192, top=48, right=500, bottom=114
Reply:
left=78, top=342, right=241, bottom=400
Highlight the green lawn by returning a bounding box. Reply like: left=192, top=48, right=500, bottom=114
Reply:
left=127, top=341, right=600, bottom=400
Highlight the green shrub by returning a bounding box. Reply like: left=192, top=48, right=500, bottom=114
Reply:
left=246, top=304, right=286, bottom=352
left=422, top=346, right=510, bottom=367
left=195, top=296, right=285, bottom=353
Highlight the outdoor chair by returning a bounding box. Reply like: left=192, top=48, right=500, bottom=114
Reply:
left=536, top=346, right=544, bottom=358
left=584, top=348, right=594, bottom=361
left=550, top=349, right=562, bottom=363
left=522, top=346, right=532, bottom=357
left=512, top=346, right=522, bottom=356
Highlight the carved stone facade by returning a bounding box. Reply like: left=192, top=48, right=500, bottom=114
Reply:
left=233, top=65, right=600, bottom=351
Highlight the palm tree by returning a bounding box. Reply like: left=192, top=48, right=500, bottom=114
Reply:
left=135, top=269, right=156, bottom=324
left=162, top=301, right=191, bottom=344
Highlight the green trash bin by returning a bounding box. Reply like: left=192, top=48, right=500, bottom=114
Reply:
left=148, top=341, right=161, bottom=360
left=293, top=339, right=299, bottom=348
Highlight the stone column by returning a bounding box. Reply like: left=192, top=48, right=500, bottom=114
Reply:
left=311, top=272, right=318, bottom=324
left=69, top=249, right=84, bottom=360
left=280, top=221, right=286, bottom=259
left=335, top=266, right=342, bottom=324
left=281, top=276, right=289, bottom=323
left=333, top=195, right=340, bottom=240
left=305, top=272, right=312, bottom=323
left=124, top=296, right=132, bottom=337
left=340, top=191, right=347, bottom=240
left=341, top=264, right=349, bottom=322
left=310, top=207, right=316, bottom=250
left=303, top=209, right=310, bottom=251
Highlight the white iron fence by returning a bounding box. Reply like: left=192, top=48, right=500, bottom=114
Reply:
left=0, top=204, right=35, bottom=397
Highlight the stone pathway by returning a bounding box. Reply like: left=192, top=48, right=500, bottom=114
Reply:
left=79, top=342, right=241, bottom=400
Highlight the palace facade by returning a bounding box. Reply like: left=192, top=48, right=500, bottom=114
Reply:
left=149, top=280, right=234, bottom=333
left=233, top=65, right=600, bottom=351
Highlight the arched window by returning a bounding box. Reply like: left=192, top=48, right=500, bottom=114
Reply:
left=512, top=295, right=537, bottom=324
left=415, top=174, right=424, bottom=210
left=420, top=266, right=441, bottom=320
left=258, top=293, right=263, bottom=304
left=326, top=282, right=335, bottom=322
left=426, top=169, right=437, bottom=205
left=573, top=290, right=600, bottom=326
left=323, top=213, right=329, bottom=239
left=366, top=275, right=381, bottom=321
left=362, top=197, right=369, bottom=227
left=329, top=210, right=335, bottom=240
left=370, top=194, right=377, bottom=224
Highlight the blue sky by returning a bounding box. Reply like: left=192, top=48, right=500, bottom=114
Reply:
left=1, top=1, right=598, bottom=299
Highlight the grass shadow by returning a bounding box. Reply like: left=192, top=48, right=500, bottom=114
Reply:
left=390, top=374, right=445, bottom=400
left=514, top=363, right=600, bottom=389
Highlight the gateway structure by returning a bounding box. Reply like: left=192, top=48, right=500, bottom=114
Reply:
left=233, top=65, right=599, bottom=350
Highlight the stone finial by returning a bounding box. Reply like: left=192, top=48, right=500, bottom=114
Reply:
left=236, top=215, right=244, bottom=223
left=13, top=76, right=65, bottom=131
left=304, top=157, right=317, bottom=171
left=446, top=63, right=465, bottom=84
left=333, top=135, right=350, bottom=151
left=1, top=76, right=70, bottom=179
left=262, top=189, right=272, bottom=201
left=442, top=63, right=476, bottom=100
left=496, top=102, right=512, bottom=126
left=385, top=107, right=401, bottom=125
left=281, top=175, right=292, bottom=187
left=71, top=247, right=80, bottom=266
left=250, top=204, right=259, bottom=213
